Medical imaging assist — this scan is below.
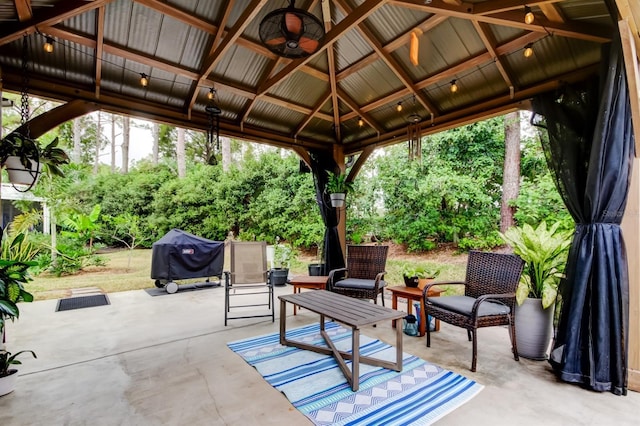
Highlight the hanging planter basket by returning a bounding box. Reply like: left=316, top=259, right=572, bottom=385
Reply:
left=329, top=193, right=346, bottom=208
left=4, top=155, right=42, bottom=187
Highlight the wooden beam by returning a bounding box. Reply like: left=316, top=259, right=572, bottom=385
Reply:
left=335, top=0, right=438, bottom=116
left=295, top=91, right=331, bottom=137
left=392, top=0, right=611, bottom=43
left=539, top=3, right=566, bottom=23
left=259, top=0, right=389, bottom=95
left=0, top=0, right=114, bottom=46
left=14, top=0, right=33, bottom=22
left=187, top=0, right=269, bottom=115
left=94, top=6, right=105, bottom=99
left=17, top=99, right=100, bottom=139
left=473, top=20, right=515, bottom=90
left=619, top=20, right=640, bottom=156
left=472, top=0, right=559, bottom=16
left=323, top=1, right=341, bottom=142
left=337, top=87, right=383, bottom=134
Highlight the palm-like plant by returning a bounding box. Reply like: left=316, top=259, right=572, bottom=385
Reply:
left=500, top=221, right=573, bottom=308
left=325, top=171, right=354, bottom=194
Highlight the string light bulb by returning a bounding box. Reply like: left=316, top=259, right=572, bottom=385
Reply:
left=358, top=117, right=364, bottom=127
left=207, top=88, right=215, bottom=100
left=450, top=79, right=458, bottom=94
left=140, top=73, right=149, bottom=87
left=524, top=6, right=534, bottom=24
left=43, top=36, right=54, bottom=53
left=396, top=102, right=403, bottom=112
left=523, top=43, right=534, bottom=58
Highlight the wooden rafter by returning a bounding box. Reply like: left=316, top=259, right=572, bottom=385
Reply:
left=337, top=87, right=383, bottom=134
left=295, top=91, right=332, bottom=137
left=393, top=0, right=610, bottom=43
left=0, top=0, right=114, bottom=46
left=14, top=0, right=33, bottom=22
left=335, top=0, right=438, bottom=116
left=323, top=0, right=341, bottom=142
left=539, top=3, right=566, bottom=23
left=186, top=0, right=269, bottom=116
left=94, top=6, right=105, bottom=99
left=472, top=21, right=516, bottom=91
left=258, top=0, right=389, bottom=96
left=336, top=14, right=446, bottom=81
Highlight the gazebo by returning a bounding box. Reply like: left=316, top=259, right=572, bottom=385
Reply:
left=0, top=0, right=638, bottom=395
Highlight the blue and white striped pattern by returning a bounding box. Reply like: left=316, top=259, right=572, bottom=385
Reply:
left=228, top=322, right=483, bottom=425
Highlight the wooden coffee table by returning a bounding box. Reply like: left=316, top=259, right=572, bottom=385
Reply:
left=288, top=275, right=329, bottom=315
left=388, top=285, right=444, bottom=336
left=279, top=290, right=405, bottom=391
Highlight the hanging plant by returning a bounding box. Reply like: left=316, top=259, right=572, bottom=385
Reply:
left=0, top=132, right=69, bottom=188
left=326, top=171, right=353, bottom=208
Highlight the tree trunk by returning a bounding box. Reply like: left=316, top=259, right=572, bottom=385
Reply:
left=122, top=116, right=130, bottom=173
left=222, top=136, right=231, bottom=172
left=177, top=127, right=186, bottom=178
left=501, top=111, right=521, bottom=232
left=73, top=117, right=81, bottom=163
left=111, top=114, right=117, bottom=172
left=152, top=122, right=159, bottom=165
left=93, top=112, right=101, bottom=174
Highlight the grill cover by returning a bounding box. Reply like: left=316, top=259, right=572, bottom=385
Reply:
left=151, top=229, right=224, bottom=280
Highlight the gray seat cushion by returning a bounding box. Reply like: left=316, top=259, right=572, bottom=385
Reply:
left=429, top=295, right=510, bottom=316
left=334, top=278, right=386, bottom=290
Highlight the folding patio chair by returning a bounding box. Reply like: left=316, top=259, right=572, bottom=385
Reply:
left=224, top=241, right=274, bottom=325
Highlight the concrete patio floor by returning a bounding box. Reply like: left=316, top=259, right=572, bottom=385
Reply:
left=0, top=284, right=638, bottom=425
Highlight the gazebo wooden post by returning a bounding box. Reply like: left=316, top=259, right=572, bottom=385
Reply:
left=619, top=14, right=640, bottom=392
left=333, top=144, right=346, bottom=258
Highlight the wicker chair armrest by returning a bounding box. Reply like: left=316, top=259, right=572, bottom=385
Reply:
left=374, top=271, right=387, bottom=287
left=423, top=281, right=466, bottom=299
left=327, top=268, right=349, bottom=284
left=470, top=292, right=516, bottom=317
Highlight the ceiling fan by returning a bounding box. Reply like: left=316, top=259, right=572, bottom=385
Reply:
left=259, top=0, right=325, bottom=59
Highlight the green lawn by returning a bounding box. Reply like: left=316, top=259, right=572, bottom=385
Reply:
left=26, top=247, right=467, bottom=301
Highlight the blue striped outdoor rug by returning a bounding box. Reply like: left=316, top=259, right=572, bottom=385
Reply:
left=227, top=322, right=483, bottom=425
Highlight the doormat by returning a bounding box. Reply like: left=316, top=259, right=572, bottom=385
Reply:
left=56, top=294, right=110, bottom=312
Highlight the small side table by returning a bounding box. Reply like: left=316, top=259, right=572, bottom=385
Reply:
left=288, top=275, right=329, bottom=315
left=388, top=285, right=444, bottom=336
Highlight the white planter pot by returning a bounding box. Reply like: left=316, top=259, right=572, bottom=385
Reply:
left=4, top=155, right=42, bottom=187
left=329, top=193, right=346, bottom=207
left=0, top=369, right=18, bottom=397
left=515, top=297, right=554, bottom=360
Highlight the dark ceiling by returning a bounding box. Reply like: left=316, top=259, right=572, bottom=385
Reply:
left=0, top=0, right=618, bottom=157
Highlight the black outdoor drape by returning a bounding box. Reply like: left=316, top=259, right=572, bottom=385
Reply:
left=531, top=33, right=634, bottom=395
left=307, top=150, right=345, bottom=274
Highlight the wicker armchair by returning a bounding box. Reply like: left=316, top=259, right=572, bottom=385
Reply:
left=423, top=250, right=524, bottom=372
left=327, top=245, right=389, bottom=305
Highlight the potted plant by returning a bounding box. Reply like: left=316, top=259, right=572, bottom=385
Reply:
left=500, top=221, right=572, bottom=360
left=0, top=132, right=69, bottom=187
left=401, top=264, right=440, bottom=288
left=0, top=347, right=37, bottom=397
left=0, top=231, right=37, bottom=397
left=270, top=237, right=296, bottom=286
left=326, top=171, right=354, bottom=208
left=308, top=240, right=325, bottom=276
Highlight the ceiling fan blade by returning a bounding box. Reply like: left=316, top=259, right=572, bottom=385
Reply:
left=266, top=37, right=287, bottom=46
left=299, top=37, right=319, bottom=54
left=285, top=12, right=303, bottom=34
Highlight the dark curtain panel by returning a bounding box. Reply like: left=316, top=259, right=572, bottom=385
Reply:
left=307, top=150, right=345, bottom=274
left=531, top=34, right=634, bottom=395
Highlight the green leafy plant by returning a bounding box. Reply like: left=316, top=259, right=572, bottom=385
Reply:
left=0, top=132, right=70, bottom=177
left=273, top=237, right=296, bottom=269
left=326, top=171, right=354, bottom=194
left=500, top=221, right=573, bottom=308
left=0, top=234, right=36, bottom=335
left=401, top=263, right=440, bottom=279
left=0, top=348, right=37, bottom=377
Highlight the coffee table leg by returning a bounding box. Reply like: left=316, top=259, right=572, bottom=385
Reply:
left=352, top=327, right=360, bottom=391
left=391, top=293, right=398, bottom=329
left=279, top=299, right=287, bottom=345
left=396, top=318, right=403, bottom=372
left=293, top=285, right=298, bottom=315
